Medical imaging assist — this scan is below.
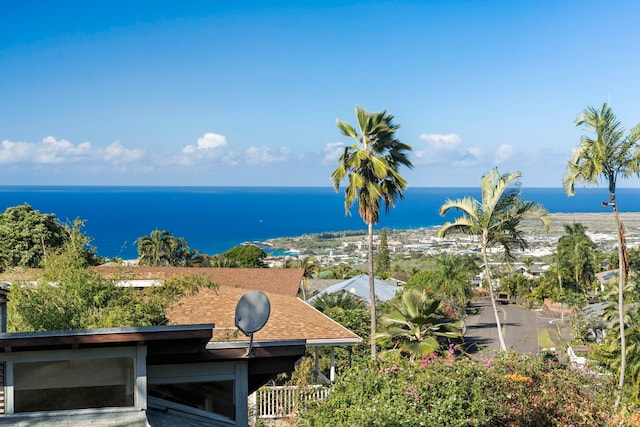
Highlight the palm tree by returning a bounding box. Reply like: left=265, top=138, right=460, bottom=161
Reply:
left=135, top=229, right=175, bottom=266
left=563, top=102, right=640, bottom=408
left=438, top=168, right=551, bottom=351
left=375, top=289, right=462, bottom=360
left=403, top=255, right=475, bottom=317
left=311, top=291, right=366, bottom=313
left=284, top=256, right=320, bottom=299
left=557, top=223, right=596, bottom=292
left=331, top=106, right=413, bottom=359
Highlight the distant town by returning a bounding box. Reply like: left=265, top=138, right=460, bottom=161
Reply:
left=262, top=212, right=640, bottom=268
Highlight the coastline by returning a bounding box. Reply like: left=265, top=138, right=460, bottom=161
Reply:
left=263, top=212, right=640, bottom=259
left=524, top=212, right=640, bottom=236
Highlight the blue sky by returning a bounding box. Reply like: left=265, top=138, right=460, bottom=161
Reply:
left=1, top=0, right=639, bottom=188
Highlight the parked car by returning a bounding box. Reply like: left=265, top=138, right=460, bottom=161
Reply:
left=496, top=293, right=509, bottom=304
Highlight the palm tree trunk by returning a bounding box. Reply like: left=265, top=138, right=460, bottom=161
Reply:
left=368, top=221, right=377, bottom=359
left=482, top=232, right=507, bottom=352
left=613, top=199, right=627, bottom=410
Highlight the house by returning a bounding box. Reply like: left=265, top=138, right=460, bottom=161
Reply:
left=0, top=267, right=362, bottom=425
left=389, top=273, right=409, bottom=286
left=0, top=323, right=306, bottom=426
left=306, top=274, right=402, bottom=305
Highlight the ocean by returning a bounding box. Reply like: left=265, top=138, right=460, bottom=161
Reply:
left=0, top=186, right=637, bottom=260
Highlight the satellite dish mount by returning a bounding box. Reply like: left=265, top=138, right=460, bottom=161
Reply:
left=234, top=290, right=271, bottom=356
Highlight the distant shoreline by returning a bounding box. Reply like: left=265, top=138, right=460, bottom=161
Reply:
left=529, top=212, right=640, bottom=235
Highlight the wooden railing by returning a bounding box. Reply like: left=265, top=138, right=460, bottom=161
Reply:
left=252, top=385, right=329, bottom=419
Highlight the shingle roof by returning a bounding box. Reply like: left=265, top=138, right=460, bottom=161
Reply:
left=2, top=266, right=360, bottom=346
left=93, top=266, right=304, bottom=296
left=167, top=286, right=361, bottom=345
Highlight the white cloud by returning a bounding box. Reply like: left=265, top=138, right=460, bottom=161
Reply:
left=0, top=136, right=92, bottom=164
left=494, top=144, right=515, bottom=164
left=245, top=146, right=290, bottom=164
left=419, top=133, right=461, bottom=150
left=323, top=142, right=344, bottom=164
left=414, top=132, right=482, bottom=166
left=179, top=132, right=237, bottom=166
left=104, top=141, right=143, bottom=163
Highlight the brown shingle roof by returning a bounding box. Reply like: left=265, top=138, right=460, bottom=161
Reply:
left=167, top=286, right=361, bottom=345
left=2, top=266, right=360, bottom=346
left=93, top=266, right=304, bottom=297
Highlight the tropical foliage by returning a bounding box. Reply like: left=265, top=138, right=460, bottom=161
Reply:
left=591, top=279, right=640, bottom=406
left=310, top=291, right=371, bottom=368
left=284, top=256, right=320, bottom=299
left=405, top=254, right=477, bottom=315
left=499, top=273, right=536, bottom=299
left=375, top=289, right=462, bottom=360
left=135, top=229, right=208, bottom=266
left=8, top=239, right=217, bottom=331
left=564, top=102, right=640, bottom=408
left=438, top=168, right=551, bottom=351
left=299, top=352, right=615, bottom=426
left=222, top=244, right=267, bottom=267
left=320, top=264, right=362, bottom=280
left=332, top=105, right=413, bottom=358
left=557, top=222, right=597, bottom=293
left=0, top=204, right=100, bottom=270
left=311, top=291, right=366, bottom=313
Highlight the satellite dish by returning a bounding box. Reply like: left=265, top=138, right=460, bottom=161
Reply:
left=235, top=290, right=271, bottom=356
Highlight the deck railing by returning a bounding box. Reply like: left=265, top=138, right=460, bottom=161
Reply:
left=252, top=385, right=330, bottom=419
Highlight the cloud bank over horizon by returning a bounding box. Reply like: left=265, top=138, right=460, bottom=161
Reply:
left=0, top=129, right=568, bottom=186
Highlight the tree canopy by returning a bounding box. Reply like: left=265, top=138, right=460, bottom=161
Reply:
left=0, top=204, right=100, bottom=271
left=222, top=244, right=267, bottom=267
left=8, top=238, right=217, bottom=331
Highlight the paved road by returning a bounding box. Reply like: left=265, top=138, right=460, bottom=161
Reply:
left=464, top=298, right=562, bottom=355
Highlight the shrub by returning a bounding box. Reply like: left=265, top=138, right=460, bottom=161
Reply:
left=299, top=352, right=615, bottom=426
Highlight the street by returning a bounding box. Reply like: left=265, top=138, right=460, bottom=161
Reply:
left=464, top=298, right=564, bottom=355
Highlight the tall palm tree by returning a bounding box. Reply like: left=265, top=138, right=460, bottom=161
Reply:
left=332, top=106, right=413, bottom=359
left=563, top=102, right=640, bottom=408
left=438, top=168, right=550, bottom=351
left=375, top=289, right=462, bottom=360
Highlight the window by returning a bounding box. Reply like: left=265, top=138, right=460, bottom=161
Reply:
left=149, top=380, right=234, bottom=419
left=13, top=357, right=134, bottom=412
left=148, top=361, right=246, bottom=422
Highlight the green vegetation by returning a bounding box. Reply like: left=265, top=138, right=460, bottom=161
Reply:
left=310, top=292, right=370, bottom=368
left=300, top=353, right=614, bottom=426
left=283, top=256, right=320, bottom=299
left=0, top=204, right=101, bottom=270
left=557, top=222, right=597, bottom=293
left=375, top=289, right=462, bottom=360
left=438, top=168, right=551, bottom=351
left=332, top=105, right=413, bottom=359
left=8, top=231, right=217, bottom=331
left=221, top=244, right=267, bottom=267
left=405, top=254, right=477, bottom=316
left=375, top=228, right=391, bottom=278
left=135, top=229, right=208, bottom=266
left=564, top=102, right=640, bottom=408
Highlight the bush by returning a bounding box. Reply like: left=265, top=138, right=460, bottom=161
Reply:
left=299, top=352, right=615, bottom=426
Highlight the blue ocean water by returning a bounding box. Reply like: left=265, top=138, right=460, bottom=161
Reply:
left=0, top=186, right=637, bottom=260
